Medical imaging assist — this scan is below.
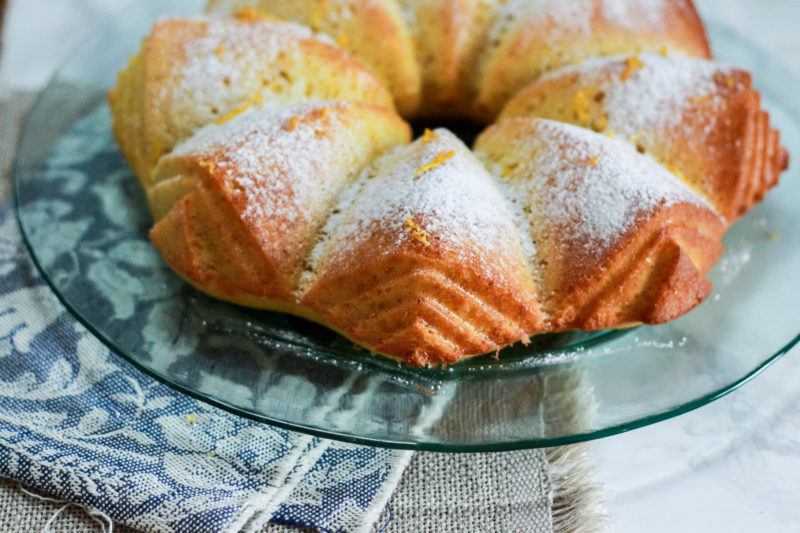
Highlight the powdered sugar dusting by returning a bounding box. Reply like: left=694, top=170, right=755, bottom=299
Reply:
left=207, top=0, right=357, bottom=39
left=317, top=129, right=527, bottom=276
left=493, top=120, right=715, bottom=253
left=545, top=53, right=733, bottom=131
left=488, top=0, right=668, bottom=44
left=166, top=16, right=317, bottom=108
left=170, top=101, right=356, bottom=251
left=600, top=0, right=670, bottom=28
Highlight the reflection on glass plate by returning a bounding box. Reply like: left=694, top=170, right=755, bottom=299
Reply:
left=13, top=0, right=800, bottom=451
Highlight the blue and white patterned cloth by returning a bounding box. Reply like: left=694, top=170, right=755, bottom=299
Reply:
left=0, top=204, right=412, bottom=532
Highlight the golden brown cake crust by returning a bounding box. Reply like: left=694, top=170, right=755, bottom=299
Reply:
left=303, top=242, right=544, bottom=366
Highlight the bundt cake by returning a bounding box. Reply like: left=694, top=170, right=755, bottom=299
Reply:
left=108, top=1, right=789, bottom=366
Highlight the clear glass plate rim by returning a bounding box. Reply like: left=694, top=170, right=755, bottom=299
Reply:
left=11, top=14, right=800, bottom=452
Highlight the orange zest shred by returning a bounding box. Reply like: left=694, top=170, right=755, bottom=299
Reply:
left=336, top=34, right=350, bottom=47
left=414, top=150, right=454, bottom=178
left=284, top=115, right=299, bottom=132
left=621, top=55, right=645, bottom=82
left=186, top=413, right=196, bottom=423
left=667, top=164, right=685, bottom=179
left=416, top=385, right=437, bottom=395
left=587, top=155, right=600, bottom=166
left=214, top=45, right=225, bottom=59
left=572, top=90, right=590, bottom=123
left=215, top=93, right=264, bottom=125
left=421, top=128, right=439, bottom=144
left=592, top=115, right=608, bottom=132
left=714, top=72, right=736, bottom=87
left=199, top=160, right=216, bottom=173
left=405, top=217, right=431, bottom=247
left=502, top=161, right=518, bottom=177
left=691, top=94, right=709, bottom=104
left=605, top=130, right=615, bottom=138
left=659, top=45, right=669, bottom=57
left=234, top=6, right=271, bottom=22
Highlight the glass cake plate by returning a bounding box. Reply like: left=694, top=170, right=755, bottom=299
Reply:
left=13, top=0, right=800, bottom=451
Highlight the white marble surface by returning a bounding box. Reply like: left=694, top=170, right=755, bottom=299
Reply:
left=2, top=1, right=799, bottom=532
left=596, top=344, right=800, bottom=532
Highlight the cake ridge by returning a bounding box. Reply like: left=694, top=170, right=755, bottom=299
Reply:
left=530, top=52, right=732, bottom=131
left=322, top=128, right=529, bottom=270
left=477, top=117, right=716, bottom=258
left=107, top=14, right=394, bottom=185
left=150, top=99, right=412, bottom=300
left=500, top=52, right=789, bottom=221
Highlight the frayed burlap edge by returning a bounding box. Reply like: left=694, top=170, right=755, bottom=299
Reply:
left=547, top=445, right=610, bottom=533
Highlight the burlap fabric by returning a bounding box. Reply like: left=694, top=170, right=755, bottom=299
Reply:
left=0, top=93, right=606, bottom=532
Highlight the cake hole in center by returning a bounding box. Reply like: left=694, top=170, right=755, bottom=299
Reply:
left=411, top=119, right=485, bottom=148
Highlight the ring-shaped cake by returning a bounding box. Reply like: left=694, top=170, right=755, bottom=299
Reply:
left=108, top=0, right=788, bottom=366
